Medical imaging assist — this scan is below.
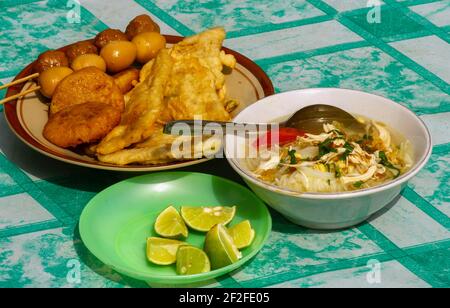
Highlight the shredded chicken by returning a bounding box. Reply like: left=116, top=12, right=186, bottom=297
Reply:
left=246, top=122, right=411, bottom=193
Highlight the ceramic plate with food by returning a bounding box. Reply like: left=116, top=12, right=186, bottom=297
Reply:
left=4, top=15, right=274, bottom=171
left=79, top=172, right=272, bottom=285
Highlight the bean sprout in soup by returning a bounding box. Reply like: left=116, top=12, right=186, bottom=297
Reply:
left=243, top=116, right=414, bottom=193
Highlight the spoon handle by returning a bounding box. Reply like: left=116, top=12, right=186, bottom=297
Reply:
left=163, top=120, right=280, bottom=135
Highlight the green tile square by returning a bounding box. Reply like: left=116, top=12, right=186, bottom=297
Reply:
left=346, top=6, right=425, bottom=39
left=0, top=169, right=23, bottom=198
left=407, top=248, right=450, bottom=286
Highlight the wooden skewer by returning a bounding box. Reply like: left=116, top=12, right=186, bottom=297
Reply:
left=0, top=73, right=39, bottom=90
left=0, top=86, right=41, bottom=105
left=0, top=72, right=40, bottom=105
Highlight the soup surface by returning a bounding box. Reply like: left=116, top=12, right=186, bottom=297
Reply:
left=244, top=116, right=413, bottom=193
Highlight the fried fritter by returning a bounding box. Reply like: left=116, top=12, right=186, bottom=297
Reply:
left=97, top=130, right=219, bottom=165
left=96, top=49, right=173, bottom=155
left=97, top=131, right=179, bottom=165
left=50, top=67, right=124, bottom=115
left=43, top=102, right=121, bottom=148
left=96, top=28, right=236, bottom=162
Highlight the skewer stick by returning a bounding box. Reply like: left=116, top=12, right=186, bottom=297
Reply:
left=0, top=86, right=41, bottom=105
left=0, top=73, right=39, bottom=90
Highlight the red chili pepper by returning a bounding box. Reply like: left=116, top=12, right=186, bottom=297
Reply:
left=254, top=127, right=306, bottom=148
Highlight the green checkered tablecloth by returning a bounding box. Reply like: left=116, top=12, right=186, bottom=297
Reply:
left=0, top=0, right=449, bottom=288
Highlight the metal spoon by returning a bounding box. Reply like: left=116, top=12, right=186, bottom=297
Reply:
left=163, top=104, right=366, bottom=136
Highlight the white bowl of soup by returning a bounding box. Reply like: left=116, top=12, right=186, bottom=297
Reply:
left=225, top=88, right=432, bottom=229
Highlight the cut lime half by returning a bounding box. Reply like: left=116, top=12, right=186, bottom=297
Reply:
left=228, top=220, right=255, bottom=249
left=181, top=206, right=236, bottom=232
left=146, top=237, right=186, bottom=265
left=154, top=206, right=188, bottom=239
left=176, top=246, right=211, bottom=275
left=204, top=223, right=242, bottom=270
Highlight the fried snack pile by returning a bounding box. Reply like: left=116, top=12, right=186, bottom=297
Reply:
left=96, top=27, right=236, bottom=165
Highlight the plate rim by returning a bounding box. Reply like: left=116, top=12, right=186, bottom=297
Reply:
left=3, top=35, right=275, bottom=172
left=78, top=171, right=272, bottom=284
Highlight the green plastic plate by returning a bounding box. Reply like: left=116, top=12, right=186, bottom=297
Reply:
left=79, top=172, right=272, bottom=285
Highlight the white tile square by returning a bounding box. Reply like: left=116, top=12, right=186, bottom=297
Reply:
left=410, top=0, right=450, bottom=28
left=408, top=152, right=450, bottom=218
left=0, top=193, right=55, bottom=229
left=369, top=197, right=450, bottom=248
left=226, top=20, right=362, bottom=60
left=420, top=112, right=450, bottom=146
left=390, top=36, right=450, bottom=84
left=230, top=227, right=382, bottom=283
left=150, top=0, right=324, bottom=33
left=270, top=260, right=430, bottom=288
left=81, top=0, right=179, bottom=35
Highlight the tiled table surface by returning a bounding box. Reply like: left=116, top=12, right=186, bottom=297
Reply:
left=0, top=0, right=449, bottom=288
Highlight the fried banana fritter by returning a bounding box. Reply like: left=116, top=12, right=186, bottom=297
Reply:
left=97, top=130, right=220, bottom=165
left=50, top=67, right=124, bottom=115
left=164, top=27, right=234, bottom=121
left=96, top=49, right=173, bottom=155
left=43, top=102, right=121, bottom=148
left=97, top=131, right=180, bottom=165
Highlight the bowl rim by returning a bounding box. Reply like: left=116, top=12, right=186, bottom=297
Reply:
left=225, top=87, right=433, bottom=200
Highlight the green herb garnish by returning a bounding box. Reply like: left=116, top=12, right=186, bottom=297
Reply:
left=333, top=163, right=342, bottom=178
left=340, top=142, right=354, bottom=161
left=288, top=149, right=297, bottom=165
left=379, top=151, right=401, bottom=178
left=378, top=151, right=389, bottom=164
left=318, top=138, right=338, bottom=156
left=353, top=181, right=364, bottom=188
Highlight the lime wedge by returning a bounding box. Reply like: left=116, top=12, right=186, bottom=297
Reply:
left=204, top=223, right=242, bottom=270
left=180, top=206, right=236, bottom=232
left=176, top=246, right=211, bottom=275
left=146, top=237, right=186, bottom=265
left=154, top=206, right=188, bottom=239
left=228, top=220, right=255, bottom=249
